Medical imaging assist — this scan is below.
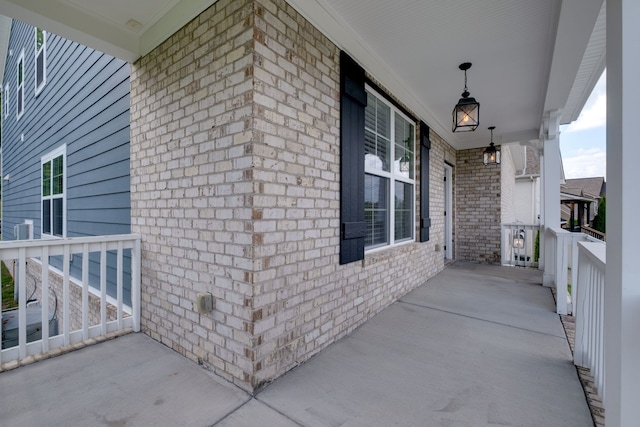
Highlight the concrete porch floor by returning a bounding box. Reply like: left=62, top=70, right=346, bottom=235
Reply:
left=0, top=262, right=593, bottom=426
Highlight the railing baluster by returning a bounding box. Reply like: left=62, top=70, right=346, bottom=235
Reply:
left=41, top=245, right=50, bottom=352
left=555, top=232, right=569, bottom=315
left=571, top=236, right=579, bottom=310
left=18, top=248, right=27, bottom=359
left=597, top=268, right=605, bottom=400
left=592, top=266, right=598, bottom=372
left=63, top=244, right=70, bottom=345
left=500, top=223, right=540, bottom=268
left=117, top=241, right=123, bottom=330
left=100, top=242, right=107, bottom=336
left=82, top=243, right=89, bottom=340
left=573, top=241, right=606, bottom=403
left=574, top=250, right=584, bottom=366
left=587, top=266, right=597, bottom=369
left=0, top=234, right=141, bottom=366
left=132, top=238, right=141, bottom=332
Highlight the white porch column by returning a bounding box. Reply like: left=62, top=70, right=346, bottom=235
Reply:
left=541, top=111, right=561, bottom=287
left=605, top=0, right=640, bottom=425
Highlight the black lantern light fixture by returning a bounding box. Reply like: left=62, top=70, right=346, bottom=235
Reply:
left=513, top=229, right=525, bottom=249
left=452, top=62, right=480, bottom=132
left=483, top=126, right=501, bottom=165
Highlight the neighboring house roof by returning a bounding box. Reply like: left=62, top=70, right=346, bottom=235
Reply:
left=0, top=15, right=11, bottom=83
left=560, top=177, right=605, bottom=223
left=562, top=177, right=606, bottom=199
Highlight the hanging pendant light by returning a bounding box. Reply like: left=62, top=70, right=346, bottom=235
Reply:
left=452, top=62, right=480, bottom=132
left=483, top=126, right=500, bottom=165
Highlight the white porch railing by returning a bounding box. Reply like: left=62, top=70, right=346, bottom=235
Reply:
left=0, top=234, right=141, bottom=365
left=501, top=223, right=540, bottom=268
left=573, top=241, right=606, bottom=404
left=547, top=227, right=604, bottom=315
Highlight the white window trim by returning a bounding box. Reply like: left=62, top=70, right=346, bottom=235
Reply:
left=3, top=84, right=8, bottom=119
left=41, top=144, right=67, bottom=238
left=16, top=49, right=24, bottom=120
left=364, top=84, right=416, bottom=253
left=34, top=28, right=47, bottom=95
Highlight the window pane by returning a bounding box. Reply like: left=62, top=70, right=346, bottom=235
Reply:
left=53, top=198, right=63, bottom=237
left=43, top=200, right=51, bottom=234
left=365, top=130, right=387, bottom=171
left=36, top=51, right=44, bottom=87
left=18, top=60, right=23, bottom=85
left=53, top=155, right=63, bottom=195
left=42, top=161, right=51, bottom=196
left=364, top=91, right=390, bottom=172
left=17, top=86, right=23, bottom=115
left=365, top=174, right=389, bottom=248
left=36, top=28, right=44, bottom=51
left=394, top=181, right=413, bottom=241
left=394, top=114, right=415, bottom=179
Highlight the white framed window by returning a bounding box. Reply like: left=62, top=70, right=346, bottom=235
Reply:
left=41, top=145, right=66, bottom=237
left=16, top=50, right=24, bottom=119
left=35, top=28, right=47, bottom=95
left=3, top=84, right=8, bottom=119
left=364, top=86, right=415, bottom=250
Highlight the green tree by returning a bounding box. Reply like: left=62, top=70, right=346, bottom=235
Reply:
left=592, top=196, right=606, bottom=233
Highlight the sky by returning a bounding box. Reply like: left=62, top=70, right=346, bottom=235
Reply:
left=559, top=71, right=606, bottom=180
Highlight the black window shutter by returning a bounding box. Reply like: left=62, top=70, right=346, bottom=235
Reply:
left=340, top=51, right=367, bottom=264
left=420, top=121, right=431, bottom=242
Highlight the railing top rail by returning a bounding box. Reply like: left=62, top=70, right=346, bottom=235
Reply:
left=0, top=234, right=142, bottom=250
left=577, top=241, right=606, bottom=270
left=550, top=227, right=572, bottom=236
left=502, top=223, right=540, bottom=228
left=583, top=234, right=606, bottom=244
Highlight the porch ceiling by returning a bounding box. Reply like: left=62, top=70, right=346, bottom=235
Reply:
left=0, top=0, right=605, bottom=151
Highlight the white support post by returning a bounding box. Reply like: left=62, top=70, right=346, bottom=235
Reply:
left=605, top=0, right=640, bottom=424
left=539, top=148, right=545, bottom=272
left=541, top=111, right=561, bottom=287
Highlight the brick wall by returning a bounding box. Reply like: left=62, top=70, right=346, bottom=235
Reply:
left=130, top=0, right=256, bottom=388
left=130, top=0, right=454, bottom=392
left=455, top=148, right=501, bottom=263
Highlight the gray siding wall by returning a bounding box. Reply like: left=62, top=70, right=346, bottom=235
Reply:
left=2, top=19, right=130, bottom=239
left=1, top=19, right=131, bottom=303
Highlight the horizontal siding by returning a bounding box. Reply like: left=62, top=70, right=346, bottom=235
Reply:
left=2, top=19, right=131, bottom=240
left=66, top=192, right=131, bottom=210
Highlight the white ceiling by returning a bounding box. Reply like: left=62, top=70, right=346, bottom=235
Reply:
left=0, top=0, right=215, bottom=61
left=0, top=0, right=605, bottom=151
